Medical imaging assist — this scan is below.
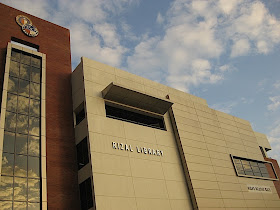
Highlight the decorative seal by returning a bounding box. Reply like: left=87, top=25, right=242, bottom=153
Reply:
left=15, top=15, right=39, bottom=37
left=22, top=24, right=39, bottom=37
left=16, top=15, right=32, bottom=26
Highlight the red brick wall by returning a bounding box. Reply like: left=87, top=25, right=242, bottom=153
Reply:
left=265, top=157, right=280, bottom=198
left=0, top=3, right=80, bottom=209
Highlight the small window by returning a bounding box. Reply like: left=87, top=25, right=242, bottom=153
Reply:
left=232, top=156, right=278, bottom=180
left=105, top=103, right=166, bottom=130
left=75, top=103, right=85, bottom=126
left=79, top=177, right=94, bottom=210
left=11, top=37, right=39, bottom=51
left=77, top=137, right=89, bottom=170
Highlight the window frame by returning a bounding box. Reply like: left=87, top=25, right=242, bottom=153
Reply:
left=230, top=155, right=279, bottom=181
left=76, top=137, right=89, bottom=170
left=105, top=100, right=166, bottom=130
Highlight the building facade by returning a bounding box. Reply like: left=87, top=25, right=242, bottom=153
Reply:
left=0, top=3, right=280, bottom=210
left=72, top=57, right=280, bottom=210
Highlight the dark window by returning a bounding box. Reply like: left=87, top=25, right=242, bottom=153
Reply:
left=79, top=178, right=93, bottom=210
left=76, top=109, right=85, bottom=125
left=77, top=138, right=89, bottom=170
left=105, top=104, right=166, bottom=130
left=232, top=156, right=277, bottom=180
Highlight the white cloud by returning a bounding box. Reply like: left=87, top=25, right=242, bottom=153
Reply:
left=219, top=65, right=230, bottom=72
left=267, top=96, right=280, bottom=111
left=230, top=39, right=250, bottom=57
left=218, top=0, right=242, bottom=15
left=127, top=0, right=280, bottom=91
left=156, top=13, right=164, bottom=25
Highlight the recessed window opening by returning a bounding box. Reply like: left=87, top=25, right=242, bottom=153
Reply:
left=105, top=102, right=166, bottom=130
left=75, top=103, right=85, bottom=126
left=76, top=137, right=89, bottom=170
left=79, top=177, right=94, bottom=210
left=11, top=37, right=39, bottom=51
left=232, top=155, right=278, bottom=180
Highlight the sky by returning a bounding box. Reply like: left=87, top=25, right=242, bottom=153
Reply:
left=2, top=0, right=280, bottom=162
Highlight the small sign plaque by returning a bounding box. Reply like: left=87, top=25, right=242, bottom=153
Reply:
left=247, top=185, right=272, bottom=193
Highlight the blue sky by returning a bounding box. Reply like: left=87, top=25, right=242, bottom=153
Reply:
left=3, top=0, right=280, bottom=162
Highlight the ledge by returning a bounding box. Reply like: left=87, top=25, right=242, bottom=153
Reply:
left=102, top=82, right=173, bottom=115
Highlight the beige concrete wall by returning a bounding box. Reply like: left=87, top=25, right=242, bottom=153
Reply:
left=80, top=57, right=194, bottom=210
left=171, top=96, right=280, bottom=209
left=73, top=57, right=280, bottom=210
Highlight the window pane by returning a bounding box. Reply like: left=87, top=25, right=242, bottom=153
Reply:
left=21, top=53, right=31, bottom=65
left=28, top=157, right=40, bottom=178
left=28, top=179, right=40, bottom=202
left=245, top=171, right=254, bottom=176
left=14, top=177, right=27, bottom=201
left=30, top=83, right=40, bottom=99
left=15, top=155, right=27, bottom=177
left=258, top=162, right=266, bottom=168
left=0, top=201, right=13, bottom=210
left=31, top=67, right=41, bottom=83
left=235, top=163, right=243, bottom=171
left=18, top=79, right=29, bottom=97
left=77, top=138, right=89, bottom=170
left=13, top=201, right=27, bottom=210
left=28, top=136, right=40, bottom=156
left=31, top=56, right=41, bottom=68
left=241, top=160, right=250, bottom=166
left=1, top=153, right=14, bottom=176
left=76, top=108, right=85, bottom=125
left=29, top=99, right=40, bottom=117
left=28, top=202, right=40, bottom=210
left=3, top=132, right=15, bottom=153
left=252, top=166, right=260, bottom=173
left=29, top=117, right=40, bottom=136
left=249, top=161, right=258, bottom=167
left=11, top=50, right=21, bottom=62
left=8, top=76, right=18, bottom=94
left=5, top=111, right=17, bottom=132
left=15, top=134, right=28, bottom=155
left=238, top=170, right=245, bottom=175
left=10, top=61, right=20, bottom=77
left=6, top=93, right=17, bottom=112
left=19, top=64, right=31, bottom=80
left=262, top=173, right=270, bottom=178
left=18, top=96, right=29, bottom=114
left=17, top=114, right=29, bottom=134
left=79, top=178, right=93, bottom=210
left=233, top=158, right=241, bottom=164
left=254, top=172, right=262, bottom=177
left=0, top=176, right=13, bottom=200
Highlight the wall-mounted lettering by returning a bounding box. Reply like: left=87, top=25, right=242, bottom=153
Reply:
left=247, top=185, right=272, bottom=193
left=112, top=142, right=163, bottom=156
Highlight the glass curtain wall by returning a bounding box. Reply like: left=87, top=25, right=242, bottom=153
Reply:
left=0, top=49, right=41, bottom=209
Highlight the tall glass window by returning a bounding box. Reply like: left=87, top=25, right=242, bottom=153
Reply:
left=0, top=49, right=41, bottom=209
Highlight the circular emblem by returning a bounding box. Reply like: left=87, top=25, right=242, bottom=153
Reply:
left=16, top=15, right=32, bottom=27
left=22, top=24, right=39, bottom=37
left=15, top=15, right=39, bottom=37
